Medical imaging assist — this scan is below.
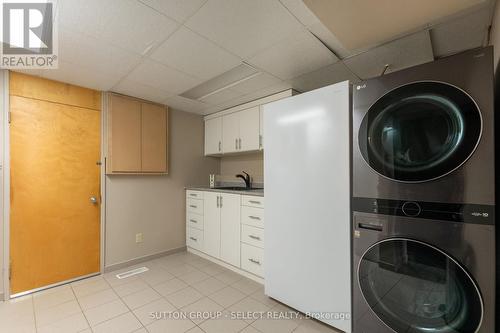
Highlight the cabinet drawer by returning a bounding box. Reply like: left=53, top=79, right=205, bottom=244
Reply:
left=241, top=243, right=264, bottom=277
left=187, top=212, right=203, bottom=230
left=186, top=190, right=204, bottom=199
left=241, top=225, right=264, bottom=249
left=242, top=195, right=264, bottom=208
left=187, top=227, right=203, bottom=251
left=241, top=206, right=264, bottom=228
left=187, top=198, right=203, bottom=215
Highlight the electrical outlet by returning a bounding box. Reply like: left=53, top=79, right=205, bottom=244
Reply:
left=135, top=233, right=143, bottom=243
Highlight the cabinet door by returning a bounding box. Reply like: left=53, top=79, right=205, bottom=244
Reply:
left=203, top=192, right=221, bottom=258
left=108, top=94, right=141, bottom=172
left=220, top=193, right=241, bottom=267
left=141, top=103, right=168, bottom=173
left=259, top=106, right=263, bottom=150
left=238, top=106, right=260, bottom=151
left=222, top=112, right=240, bottom=153
left=205, top=117, right=222, bottom=156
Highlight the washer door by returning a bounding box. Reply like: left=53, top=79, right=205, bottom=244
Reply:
left=358, top=82, right=482, bottom=182
left=358, top=238, right=483, bottom=333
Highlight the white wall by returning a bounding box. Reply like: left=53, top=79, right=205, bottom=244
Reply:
left=105, top=109, right=220, bottom=267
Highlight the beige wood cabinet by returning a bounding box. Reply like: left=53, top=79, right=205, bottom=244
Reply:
left=107, top=94, right=168, bottom=174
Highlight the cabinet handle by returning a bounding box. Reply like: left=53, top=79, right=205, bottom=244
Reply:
left=248, top=216, right=261, bottom=220
left=249, top=258, right=261, bottom=265
left=238, top=138, right=242, bottom=149
left=249, top=200, right=261, bottom=205
left=259, top=135, right=263, bottom=148
left=249, top=235, right=261, bottom=241
left=189, top=205, right=197, bottom=208
left=219, top=141, right=221, bottom=152
left=235, top=139, right=238, bottom=149
left=189, top=219, right=197, bottom=224
left=220, top=195, right=223, bottom=208
left=189, top=237, right=197, bottom=242
left=189, top=194, right=197, bottom=197
left=217, top=196, right=220, bottom=208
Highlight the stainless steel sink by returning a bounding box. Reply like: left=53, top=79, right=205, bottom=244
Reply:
left=215, top=187, right=263, bottom=191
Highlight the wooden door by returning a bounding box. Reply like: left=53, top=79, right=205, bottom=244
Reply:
left=222, top=112, right=240, bottom=153
left=141, top=103, right=167, bottom=173
left=9, top=72, right=101, bottom=295
left=204, top=117, right=222, bottom=155
left=108, top=94, right=141, bottom=173
left=239, top=106, right=260, bottom=151
left=203, top=192, right=221, bottom=258
left=220, top=193, right=241, bottom=267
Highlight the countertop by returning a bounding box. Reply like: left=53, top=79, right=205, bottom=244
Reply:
left=186, top=186, right=264, bottom=197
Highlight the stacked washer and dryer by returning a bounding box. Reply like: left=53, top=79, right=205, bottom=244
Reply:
left=351, top=47, right=495, bottom=333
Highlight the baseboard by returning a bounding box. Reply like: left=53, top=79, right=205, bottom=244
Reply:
left=187, top=247, right=264, bottom=285
left=104, top=246, right=187, bottom=273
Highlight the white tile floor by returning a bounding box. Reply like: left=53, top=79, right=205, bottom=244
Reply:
left=0, top=251, right=342, bottom=333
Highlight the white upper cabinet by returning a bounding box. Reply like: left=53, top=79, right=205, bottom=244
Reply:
left=222, top=111, right=240, bottom=154
left=204, top=89, right=295, bottom=156
left=205, top=117, right=222, bottom=155
left=238, top=106, right=260, bottom=152
left=259, top=106, right=264, bottom=150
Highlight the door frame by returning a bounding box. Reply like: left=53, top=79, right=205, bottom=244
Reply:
left=1, top=71, right=106, bottom=299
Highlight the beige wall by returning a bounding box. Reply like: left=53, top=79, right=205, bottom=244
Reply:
left=220, top=153, right=264, bottom=182
left=105, top=109, right=219, bottom=267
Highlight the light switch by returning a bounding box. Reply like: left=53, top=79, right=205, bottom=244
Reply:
left=135, top=233, right=143, bottom=243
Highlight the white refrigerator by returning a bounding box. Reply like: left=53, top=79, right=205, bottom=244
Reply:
left=264, top=81, right=351, bottom=332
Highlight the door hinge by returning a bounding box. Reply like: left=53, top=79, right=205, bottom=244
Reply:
left=8, top=111, right=11, bottom=124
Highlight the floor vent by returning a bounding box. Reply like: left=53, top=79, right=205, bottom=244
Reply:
left=116, top=267, right=149, bottom=279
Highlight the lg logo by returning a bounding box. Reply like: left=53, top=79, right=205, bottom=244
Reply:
left=3, top=2, right=53, bottom=54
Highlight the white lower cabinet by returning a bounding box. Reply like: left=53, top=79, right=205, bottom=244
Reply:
left=241, top=243, right=264, bottom=277
left=203, top=192, right=221, bottom=258
left=220, top=194, right=241, bottom=267
left=186, top=190, right=264, bottom=279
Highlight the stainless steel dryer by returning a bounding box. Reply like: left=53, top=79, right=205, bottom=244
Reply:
left=351, top=47, right=495, bottom=333
left=352, top=47, right=495, bottom=205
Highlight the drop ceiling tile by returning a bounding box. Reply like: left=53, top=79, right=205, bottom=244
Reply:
left=289, top=61, right=360, bottom=92
left=59, top=28, right=142, bottom=77
left=112, top=79, right=172, bottom=104
left=198, top=88, right=243, bottom=105
left=41, top=61, right=121, bottom=91
left=343, top=31, right=434, bottom=80
left=125, top=59, right=202, bottom=94
left=150, top=27, right=242, bottom=80
left=430, top=7, right=491, bottom=57
left=163, top=95, right=210, bottom=114
left=278, top=0, right=356, bottom=58
left=58, top=0, right=179, bottom=55
left=138, top=0, right=207, bottom=23
left=248, top=30, right=338, bottom=80
left=185, top=0, right=304, bottom=58
left=230, top=73, right=282, bottom=95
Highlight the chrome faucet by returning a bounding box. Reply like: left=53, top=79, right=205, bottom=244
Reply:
left=236, top=171, right=251, bottom=189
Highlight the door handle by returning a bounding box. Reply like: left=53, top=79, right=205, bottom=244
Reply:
left=90, top=196, right=98, bottom=204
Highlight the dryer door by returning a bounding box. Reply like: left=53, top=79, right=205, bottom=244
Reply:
left=358, top=238, right=483, bottom=333
left=358, top=82, right=482, bottom=182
